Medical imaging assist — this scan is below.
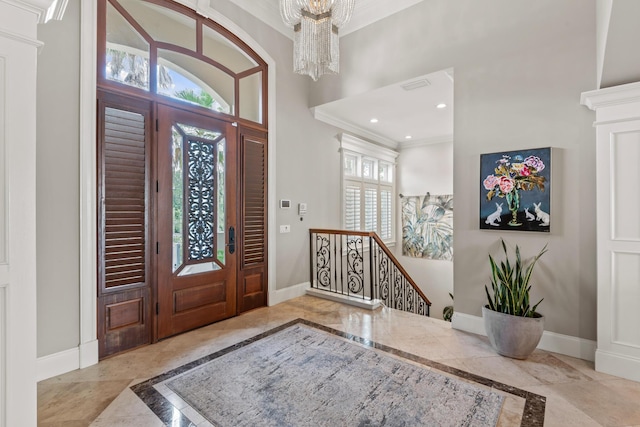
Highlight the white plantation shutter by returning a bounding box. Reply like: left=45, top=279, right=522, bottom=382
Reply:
left=364, top=188, right=377, bottom=231
left=344, top=185, right=361, bottom=230
left=380, top=189, right=392, bottom=239
left=340, top=134, right=397, bottom=241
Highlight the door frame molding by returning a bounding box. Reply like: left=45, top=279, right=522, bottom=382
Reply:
left=79, top=0, right=277, bottom=369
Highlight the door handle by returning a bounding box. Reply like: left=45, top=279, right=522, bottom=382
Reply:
left=227, top=226, right=235, bottom=254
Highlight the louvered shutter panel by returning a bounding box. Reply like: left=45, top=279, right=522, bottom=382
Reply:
left=380, top=189, right=392, bottom=239
left=242, top=137, right=266, bottom=267
left=345, top=185, right=361, bottom=230
left=238, top=129, right=268, bottom=313
left=97, top=93, right=151, bottom=358
left=103, top=107, right=146, bottom=288
left=364, top=188, right=377, bottom=232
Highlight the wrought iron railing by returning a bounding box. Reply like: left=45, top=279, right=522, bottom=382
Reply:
left=309, top=229, right=431, bottom=316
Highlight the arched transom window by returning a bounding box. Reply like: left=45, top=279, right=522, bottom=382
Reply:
left=99, top=0, right=267, bottom=125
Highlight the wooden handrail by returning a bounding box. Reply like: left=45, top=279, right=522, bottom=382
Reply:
left=309, top=228, right=432, bottom=307
left=370, top=233, right=432, bottom=306
left=309, top=228, right=373, bottom=237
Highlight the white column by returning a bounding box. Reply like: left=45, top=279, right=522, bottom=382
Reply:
left=0, top=1, right=62, bottom=425
left=582, top=82, right=640, bottom=383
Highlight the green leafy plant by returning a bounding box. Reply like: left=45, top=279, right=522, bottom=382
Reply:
left=484, top=239, right=548, bottom=317
left=443, top=292, right=454, bottom=322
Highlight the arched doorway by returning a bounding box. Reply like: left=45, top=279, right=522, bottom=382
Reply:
left=96, top=0, right=268, bottom=358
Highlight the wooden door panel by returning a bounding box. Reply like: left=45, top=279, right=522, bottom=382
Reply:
left=156, top=105, right=237, bottom=339
left=99, top=287, right=150, bottom=358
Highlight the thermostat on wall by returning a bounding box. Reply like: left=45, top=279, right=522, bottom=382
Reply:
left=280, top=199, right=291, bottom=209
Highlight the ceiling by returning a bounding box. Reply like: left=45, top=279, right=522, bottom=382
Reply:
left=312, top=69, right=454, bottom=148
left=229, top=0, right=452, bottom=149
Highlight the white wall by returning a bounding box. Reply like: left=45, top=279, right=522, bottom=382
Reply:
left=312, top=0, right=598, bottom=341
left=36, top=0, right=81, bottom=358
left=395, top=141, right=453, bottom=320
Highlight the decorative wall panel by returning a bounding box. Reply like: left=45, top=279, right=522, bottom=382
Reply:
left=611, top=131, right=640, bottom=241
left=0, top=57, right=6, bottom=266
left=611, top=252, right=640, bottom=348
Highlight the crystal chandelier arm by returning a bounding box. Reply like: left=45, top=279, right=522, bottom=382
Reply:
left=280, top=0, right=303, bottom=26
left=331, top=0, right=355, bottom=28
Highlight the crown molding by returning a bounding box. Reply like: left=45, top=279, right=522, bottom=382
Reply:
left=311, top=107, right=398, bottom=149
left=339, top=133, right=399, bottom=163
left=399, top=134, right=453, bottom=150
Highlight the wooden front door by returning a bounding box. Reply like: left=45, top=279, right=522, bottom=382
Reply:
left=156, top=105, right=237, bottom=339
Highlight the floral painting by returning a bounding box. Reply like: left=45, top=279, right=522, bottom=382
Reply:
left=402, top=194, right=453, bottom=260
left=480, top=148, right=551, bottom=232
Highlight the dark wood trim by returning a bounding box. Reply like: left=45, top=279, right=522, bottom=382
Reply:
left=109, top=0, right=155, bottom=44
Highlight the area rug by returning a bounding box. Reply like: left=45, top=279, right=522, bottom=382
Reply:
left=132, top=319, right=546, bottom=426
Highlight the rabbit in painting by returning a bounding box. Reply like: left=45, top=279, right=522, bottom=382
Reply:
left=485, top=202, right=503, bottom=226
left=533, top=202, right=550, bottom=226
left=525, top=207, right=536, bottom=221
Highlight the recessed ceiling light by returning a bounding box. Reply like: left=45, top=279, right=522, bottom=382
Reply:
left=405, top=135, right=412, bottom=140
left=370, top=118, right=379, bottom=123
left=436, top=103, right=447, bottom=109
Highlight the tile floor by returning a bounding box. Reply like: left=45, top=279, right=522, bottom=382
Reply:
left=38, top=295, right=640, bottom=426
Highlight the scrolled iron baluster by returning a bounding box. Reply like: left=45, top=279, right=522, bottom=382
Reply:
left=393, top=266, right=403, bottom=311
left=406, top=283, right=415, bottom=313
left=316, top=234, right=332, bottom=288
left=346, top=236, right=364, bottom=295
left=378, top=247, right=389, bottom=302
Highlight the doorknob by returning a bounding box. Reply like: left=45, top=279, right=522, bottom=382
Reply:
left=227, top=226, right=235, bottom=254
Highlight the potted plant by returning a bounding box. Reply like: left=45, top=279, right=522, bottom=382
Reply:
left=482, top=239, right=547, bottom=359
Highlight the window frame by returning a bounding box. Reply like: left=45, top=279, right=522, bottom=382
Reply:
left=340, top=134, right=398, bottom=244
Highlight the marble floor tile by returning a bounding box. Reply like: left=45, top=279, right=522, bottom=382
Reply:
left=37, top=295, right=640, bottom=426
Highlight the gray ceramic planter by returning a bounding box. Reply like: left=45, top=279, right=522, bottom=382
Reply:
left=482, top=306, right=544, bottom=359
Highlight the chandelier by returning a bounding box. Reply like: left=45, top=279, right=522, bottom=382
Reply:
left=280, top=0, right=355, bottom=81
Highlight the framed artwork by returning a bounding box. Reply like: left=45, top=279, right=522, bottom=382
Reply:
left=402, top=193, right=453, bottom=261
left=479, top=147, right=551, bottom=232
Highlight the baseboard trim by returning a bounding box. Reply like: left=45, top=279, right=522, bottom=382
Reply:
left=306, top=288, right=382, bottom=310
left=37, top=347, right=79, bottom=382
left=79, top=339, right=99, bottom=369
left=596, top=349, right=640, bottom=383
left=452, top=312, right=596, bottom=362
left=268, top=282, right=310, bottom=306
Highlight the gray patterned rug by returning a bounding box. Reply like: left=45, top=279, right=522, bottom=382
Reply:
left=164, top=323, right=504, bottom=426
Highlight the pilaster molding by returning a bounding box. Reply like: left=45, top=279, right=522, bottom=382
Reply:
left=0, top=0, right=64, bottom=23
left=78, top=0, right=98, bottom=368
left=0, top=27, right=43, bottom=48
left=581, top=81, right=640, bottom=111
